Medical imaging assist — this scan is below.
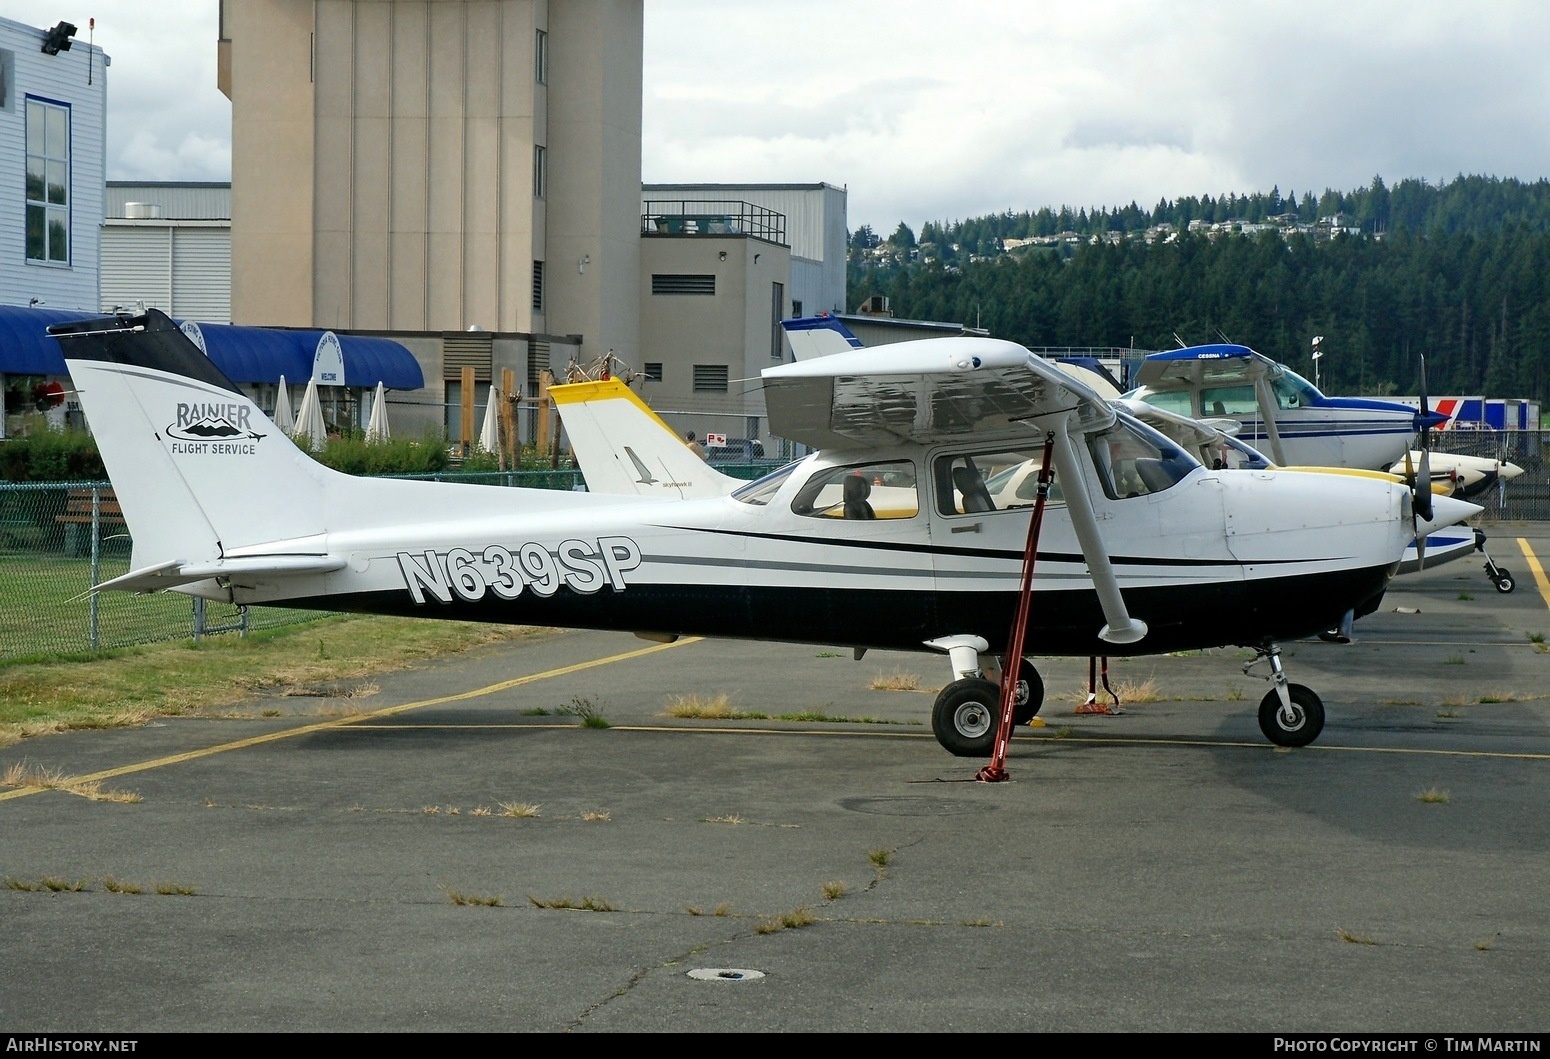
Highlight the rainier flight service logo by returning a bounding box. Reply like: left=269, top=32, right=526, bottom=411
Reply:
left=167, top=401, right=266, bottom=455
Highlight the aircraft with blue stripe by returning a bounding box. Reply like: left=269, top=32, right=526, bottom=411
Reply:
left=1124, top=344, right=1447, bottom=471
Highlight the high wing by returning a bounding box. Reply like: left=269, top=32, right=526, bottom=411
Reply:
left=762, top=337, right=1117, bottom=450
left=761, top=338, right=1144, bottom=645
left=1132, top=343, right=1270, bottom=391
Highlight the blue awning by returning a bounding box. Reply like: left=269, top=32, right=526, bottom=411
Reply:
left=286, top=331, right=425, bottom=390
left=0, top=307, right=424, bottom=390
left=188, top=322, right=312, bottom=384
left=0, top=306, right=97, bottom=375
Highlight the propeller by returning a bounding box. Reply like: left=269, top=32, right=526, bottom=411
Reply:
left=1413, top=355, right=1433, bottom=524
left=1402, top=355, right=1435, bottom=568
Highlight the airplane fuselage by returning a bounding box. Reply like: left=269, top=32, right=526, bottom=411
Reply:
left=198, top=445, right=1411, bottom=659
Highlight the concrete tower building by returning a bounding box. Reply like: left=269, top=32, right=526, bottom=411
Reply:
left=218, top=0, right=642, bottom=362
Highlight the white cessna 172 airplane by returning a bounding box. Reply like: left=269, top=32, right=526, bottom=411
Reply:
left=54, top=310, right=1479, bottom=758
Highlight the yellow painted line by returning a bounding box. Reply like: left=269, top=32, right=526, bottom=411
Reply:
left=1518, top=537, right=1550, bottom=610
left=186, top=718, right=1550, bottom=764
left=1342, top=640, right=1548, bottom=648
left=0, top=637, right=703, bottom=800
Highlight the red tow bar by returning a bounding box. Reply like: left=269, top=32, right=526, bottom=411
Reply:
left=976, top=435, right=1056, bottom=783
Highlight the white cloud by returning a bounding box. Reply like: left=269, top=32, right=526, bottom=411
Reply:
left=9, top=0, right=1550, bottom=231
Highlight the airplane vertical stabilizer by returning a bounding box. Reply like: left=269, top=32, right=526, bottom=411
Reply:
left=780, top=315, right=865, bottom=361
left=550, top=378, right=743, bottom=499
left=52, top=311, right=333, bottom=568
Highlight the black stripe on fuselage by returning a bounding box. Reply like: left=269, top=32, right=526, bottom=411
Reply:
left=271, top=563, right=1395, bottom=657
left=655, top=525, right=1323, bottom=567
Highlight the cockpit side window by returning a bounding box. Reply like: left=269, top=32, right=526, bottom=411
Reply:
left=934, top=446, right=1064, bottom=516
left=790, top=461, right=918, bottom=520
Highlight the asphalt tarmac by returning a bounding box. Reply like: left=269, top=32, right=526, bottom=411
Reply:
left=3, top=523, right=1550, bottom=1033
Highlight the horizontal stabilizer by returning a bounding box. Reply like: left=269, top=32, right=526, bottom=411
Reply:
left=95, top=555, right=347, bottom=594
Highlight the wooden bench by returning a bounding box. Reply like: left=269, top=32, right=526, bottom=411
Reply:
left=55, top=488, right=127, bottom=555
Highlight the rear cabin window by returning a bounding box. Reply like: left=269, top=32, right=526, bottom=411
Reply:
left=731, top=461, right=800, bottom=506
left=1136, top=389, right=1195, bottom=418
left=1198, top=386, right=1258, bottom=418
left=790, top=461, right=917, bottom=520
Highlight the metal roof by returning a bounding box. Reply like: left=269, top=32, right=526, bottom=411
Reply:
left=104, top=182, right=232, bottom=220
left=0, top=307, right=423, bottom=390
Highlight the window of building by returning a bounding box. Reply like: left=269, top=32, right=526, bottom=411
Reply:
left=532, top=260, right=544, bottom=312
left=651, top=274, right=716, bottom=295
left=692, top=364, right=728, bottom=393
left=791, top=299, right=803, bottom=317
left=535, top=29, right=547, bottom=84
left=770, top=281, right=785, bottom=361
left=527, top=341, right=551, bottom=395
left=533, top=145, right=546, bottom=199
left=25, top=97, right=70, bottom=265
left=643, top=362, right=663, bottom=382
left=0, top=50, right=14, bottom=112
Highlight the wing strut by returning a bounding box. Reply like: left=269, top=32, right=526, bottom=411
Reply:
left=1049, top=415, right=1147, bottom=646
left=1252, top=374, right=1289, bottom=466
left=977, top=435, right=1057, bottom=784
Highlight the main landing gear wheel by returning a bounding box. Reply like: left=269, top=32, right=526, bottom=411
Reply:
left=1009, top=659, right=1045, bottom=726
left=932, top=678, right=1001, bottom=757
left=1492, top=568, right=1515, bottom=594
left=1258, top=684, right=1324, bottom=747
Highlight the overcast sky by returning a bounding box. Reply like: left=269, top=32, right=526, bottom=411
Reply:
left=10, top=1, right=1550, bottom=234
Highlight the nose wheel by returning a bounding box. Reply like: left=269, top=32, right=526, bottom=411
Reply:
left=1246, top=643, right=1326, bottom=747
left=1258, top=683, right=1324, bottom=747
left=1476, top=528, right=1515, bottom=593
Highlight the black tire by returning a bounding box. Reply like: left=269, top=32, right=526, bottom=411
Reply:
left=931, top=678, right=1002, bottom=757
left=1006, top=658, right=1045, bottom=726
left=1494, top=569, right=1515, bottom=594
left=1257, top=684, right=1324, bottom=747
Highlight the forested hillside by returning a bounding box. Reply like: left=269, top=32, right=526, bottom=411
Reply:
left=847, top=175, right=1550, bottom=402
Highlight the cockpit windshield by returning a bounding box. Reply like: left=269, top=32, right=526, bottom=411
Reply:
left=1271, top=368, right=1322, bottom=409
left=1087, top=411, right=1199, bottom=499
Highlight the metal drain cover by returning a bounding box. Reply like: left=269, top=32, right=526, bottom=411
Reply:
left=839, top=796, right=988, bottom=817
left=687, top=968, right=765, bottom=982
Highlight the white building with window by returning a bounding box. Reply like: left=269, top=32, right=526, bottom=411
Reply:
left=0, top=15, right=107, bottom=311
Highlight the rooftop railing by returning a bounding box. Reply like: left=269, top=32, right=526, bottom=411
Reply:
left=641, top=200, right=786, bottom=245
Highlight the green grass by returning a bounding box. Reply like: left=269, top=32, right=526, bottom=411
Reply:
left=0, top=614, right=548, bottom=745
left=0, top=553, right=327, bottom=663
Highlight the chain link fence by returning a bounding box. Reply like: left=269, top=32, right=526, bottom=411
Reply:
left=1432, top=429, right=1549, bottom=521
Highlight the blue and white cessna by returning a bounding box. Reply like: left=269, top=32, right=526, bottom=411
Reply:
left=53, top=310, right=1476, bottom=757
left=1124, top=344, right=1447, bottom=471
